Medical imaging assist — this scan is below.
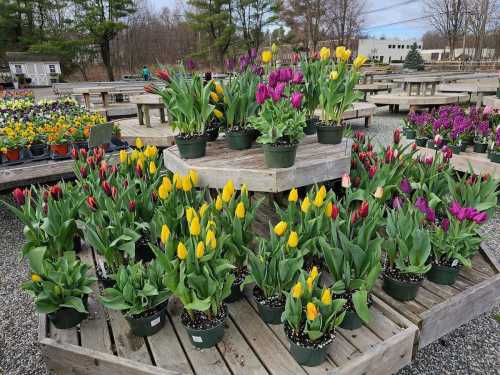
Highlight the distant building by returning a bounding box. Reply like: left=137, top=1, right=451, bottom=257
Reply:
left=6, top=52, right=61, bottom=87
left=421, top=48, right=496, bottom=62
left=358, top=39, right=423, bottom=64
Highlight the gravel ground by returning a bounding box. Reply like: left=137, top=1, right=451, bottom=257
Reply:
left=0, top=106, right=498, bottom=375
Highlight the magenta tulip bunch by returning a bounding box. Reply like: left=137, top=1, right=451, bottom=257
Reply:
left=449, top=201, right=488, bottom=224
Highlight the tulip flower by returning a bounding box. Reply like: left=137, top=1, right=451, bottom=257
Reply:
left=290, top=92, right=303, bottom=109
left=341, top=173, right=351, bottom=188
left=213, top=109, right=223, bottom=119
left=12, top=188, right=25, bottom=206
left=325, top=202, right=333, bottom=217
left=331, top=203, right=340, bottom=220
left=441, top=218, right=450, bottom=232
left=306, top=276, right=314, bottom=291
left=483, top=105, right=493, bottom=115
left=210, top=92, right=219, bottom=102
left=128, top=200, right=137, bottom=212
left=181, top=175, right=193, bottom=192
left=256, top=83, right=269, bottom=104
left=472, top=211, right=488, bottom=224
left=79, top=166, right=88, bottom=179
left=160, top=224, right=170, bottom=244
left=329, top=70, right=339, bottom=80
left=71, top=147, right=78, bottom=160
left=222, top=180, right=235, bottom=202
left=291, top=71, right=303, bottom=84
left=313, top=191, right=324, bottom=207
left=301, top=197, right=311, bottom=213
left=190, top=216, right=201, bottom=236
left=392, top=196, right=404, bottom=210
left=353, top=176, right=361, bottom=188
left=319, top=47, right=331, bottom=60
left=86, top=196, right=97, bottom=211
left=353, top=54, right=368, bottom=69
left=158, top=184, right=169, bottom=200
left=196, top=241, right=205, bottom=258
left=50, top=185, right=63, bottom=200
left=261, top=50, right=272, bottom=63
left=144, top=84, right=157, bottom=94
left=189, top=169, right=198, bottom=186
left=235, top=202, right=246, bottom=219
left=162, top=176, right=173, bottom=192
left=31, top=274, right=42, bottom=283
left=185, top=59, right=196, bottom=71
left=80, top=148, right=88, bottom=159
left=270, top=83, right=285, bottom=102
left=119, top=149, right=127, bottom=164
left=271, top=43, right=278, bottom=54
left=351, top=210, right=359, bottom=224
left=309, top=266, right=319, bottom=280
left=291, top=282, right=303, bottom=298
left=385, top=147, right=395, bottom=163
left=321, top=288, right=332, bottom=305
left=156, top=69, right=170, bottom=82
left=374, top=186, right=384, bottom=199
left=336, top=46, right=351, bottom=62
left=111, top=186, right=118, bottom=200
left=287, top=231, right=299, bottom=248
left=177, top=242, right=188, bottom=260
left=291, top=52, right=301, bottom=65
left=400, top=178, right=412, bottom=194
left=358, top=201, right=369, bottom=218
left=185, top=207, right=197, bottom=223
left=274, top=221, right=288, bottom=236
left=393, top=128, right=401, bottom=145
left=288, top=188, right=298, bottom=202
left=241, top=184, right=248, bottom=196
left=144, top=145, right=157, bottom=158
left=306, top=302, right=319, bottom=321
left=206, top=229, right=217, bottom=250
left=135, top=137, right=144, bottom=149
left=149, top=161, right=157, bottom=174
left=368, top=165, right=377, bottom=179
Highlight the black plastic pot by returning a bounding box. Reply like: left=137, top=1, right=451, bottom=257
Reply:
left=460, top=143, right=468, bottom=152
left=48, top=304, right=88, bottom=329
left=289, top=339, right=330, bottom=366
left=490, top=151, right=500, bottom=163
left=135, top=233, right=154, bottom=263
left=255, top=294, right=285, bottom=325
left=449, top=145, right=461, bottom=155
left=225, top=279, right=244, bottom=303
left=304, top=117, right=319, bottom=135
left=415, top=137, right=428, bottom=147
left=316, top=124, right=344, bottom=144
left=30, top=143, right=47, bottom=156
left=263, top=143, right=297, bottom=168
left=226, top=129, right=252, bottom=150
left=125, top=302, right=168, bottom=337
left=183, top=311, right=226, bottom=348
left=339, top=309, right=364, bottom=330
left=382, top=273, right=422, bottom=301
left=175, top=135, right=207, bottom=159
left=406, top=129, right=417, bottom=139
left=427, top=263, right=460, bottom=285
left=473, top=142, right=488, bottom=153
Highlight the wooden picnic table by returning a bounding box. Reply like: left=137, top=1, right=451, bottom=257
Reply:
left=393, top=77, right=441, bottom=96
left=367, top=93, right=467, bottom=113
left=437, top=84, right=497, bottom=107
left=483, top=95, right=500, bottom=110
left=129, top=94, right=166, bottom=127
left=355, top=83, right=393, bottom=101
left=73, top=86, right=115, bottom=109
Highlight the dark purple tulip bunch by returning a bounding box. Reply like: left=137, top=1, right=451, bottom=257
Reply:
left=415, top=196, right=436, bottom=222
left=255, top=67, right=304, bottom=109
left=449, top=201, right=488, bottom=224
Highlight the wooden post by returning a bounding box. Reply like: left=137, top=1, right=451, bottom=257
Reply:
left=160, top=107, right=166, bottom=123
left=83, top=93, right=91, bottom=109
left=137, top=104, right=144, bottom=126
left=101, top=92, right=109, bottom=108
left=144, top=106, right=151, bottom=128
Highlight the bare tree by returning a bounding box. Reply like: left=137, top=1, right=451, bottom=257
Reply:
left=324, top=0, right=364, bottom=50
left=425, top=0, right=465, bottom=59
left=467, top=0, right=497, bottom=60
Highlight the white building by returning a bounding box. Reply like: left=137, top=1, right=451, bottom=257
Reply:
left=421, top=47, right=496, bottom=62
left=358, top=39, right=423, bottom=64
left=6, top=52, right=61, bottom=87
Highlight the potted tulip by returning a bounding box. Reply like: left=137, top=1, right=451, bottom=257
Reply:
left=244, top=221, right=304, bottom=324
left=282, top=270, right=346, bottom=366
left=23, top=252, right=96, bottom=329
left=154, top=67, right=214, bottom=159
left=299, top=51, right=326, bottom=135
left=428, top=202, right=485, bottom=285
left=383, top=206, right=432, bottom=301
left=101, top=260, right=171, bottom=336
left=317, top=47, right=366, bottom=144
left=248, top=69, right=306, bottom=168
left=473, top=120, right=490, bottom=153
left=490, top=127, right=500, bottom=163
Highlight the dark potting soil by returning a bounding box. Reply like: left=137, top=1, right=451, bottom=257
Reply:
left=430, top=256, right=460, bottom=268
left=253, top=287, right=285, bottom=309
left=270, top=138, right=299, bottom=148
left=128, top=299, right=169, bottom=320
left=333, top=290, right=373, bottom=312
left=226, top=126, right=248, bottom=134
left=176, top=133, right=205, bottom=141
left=384, top=262, right=424, bottom=283
left=304, top=254, right=325, bottom=273
left=284, top=321, right=335, bottom=349
left=181, top=304, right=227, bottom=330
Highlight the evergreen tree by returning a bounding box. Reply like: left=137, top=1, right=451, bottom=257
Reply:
left=403, top=43, right=425, bottom=71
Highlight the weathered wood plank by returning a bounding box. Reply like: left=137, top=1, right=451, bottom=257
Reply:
left=480, top=241, right=500, bottom=273
left=50, top=324, right=79, bottom=346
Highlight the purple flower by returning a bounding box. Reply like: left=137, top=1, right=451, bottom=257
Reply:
left=392, top=196, right=404, bottom=210
left=400, top=179, right=412, bottom=194
left=472, top=211, right=488, bottom=224
left=426, top=207, right=436, bottom=222
left=256, top=83, right=269, bottom=105
left=279, top=68, right=293, bottom=82
left=291, top=71, right=304, bottom=84
left=483, top=105, right=493, bottom=115
left=464, top=207, right=479, bottom=220
left=290, top=92, right=302, bottom=109
left=415, top=197, right=429, bottom=212
left=441, top=218, right=450, bottom=232
left=240, top=55, right=251, bottom=71
left=270, top=83, right=285, bottom=102
left=185, top=58, right=196, bottom=71
left=449, top=201, right=462, bottom=217
left=249, top=48, right=257, bottom=60
left=225, top=58, right=236, bottom=72
left=252, top=65, right=264, bottom=76
left=268, top=70, right=279, bottom=88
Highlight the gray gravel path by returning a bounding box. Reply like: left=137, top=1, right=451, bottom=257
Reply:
left=0, top=106, right=498, bottom=375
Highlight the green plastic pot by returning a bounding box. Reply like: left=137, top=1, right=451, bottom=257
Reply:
left=427, top=263, right=460, bottom=285
left=184, top=313, right=226, bottom=348
left=449, top=145, right=461, bottom=155
left=339, top=309, right=364, bottom=330
left=175, top=136, right=207, bottom=159
left=487, top=149, right=492, bottom=160
left=473, top=142, right=488, bottom=153
left=288, top=339, right=330, bottom=366
left=125, top=302, right=168, bottom=337
left=496, top=88, right=500, bottom=98
left=316, top=124, right=344, bottom=144
left=255, top=299, right=284, bottom=325
left=263, top=143, right=297, bottom=168
left=382, top=274, right=422, bottom=301
left=226, top=130, right=252, bottom=150
left=304, top=117, right=319, bottom=135
left=48, top=306, right=88, bottom=329
left=491, top=151, right=500, bottom=163
left=460, top=143, right=468, bottom=152
left=415, top=137, right=427, bottom=147
left=406, top=129, right=417, bottom=139
left=402, top=127, right=410, bottom=137
left=225, top=279, right=244, bottom=303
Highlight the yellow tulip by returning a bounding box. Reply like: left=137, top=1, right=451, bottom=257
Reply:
left=31, top=274, right=42, bottom=283
left=215, top=195, right=223, bottom=211
left=206, top=220, right=216, bottom=229
left=306, top=276, right=314, bottom=291
left=335, top=46, right=351, bottom=62
left=353, top=54, right=368, bottom=70
left=309, top=266, right=319, bottom=280
left=325, top=201, right=333, bottom=217
left=215, top=83, right=224, bottom=95
left=318, top=186, right=326, bottom=200
left=190, top=216, right=201, bottom=236
left=189, top=169, right=198, bottom=185
left=213, top=109, right=223, bottom=119
left=306, top=302, right=319, bottom=321
left=287, top=231, right=299, bottom=248
left=241, top=184, right=248, bottom=196
left=301, top=197, right=311, bottom=213
left=199, top=202, right=209, bottom=218
left=181, top=175, right=192, bottom=192
left=319, top=47, right=331, bottom=60
left=144, top=145, right=157, bottom=158
left=210, top=92, right=219, bottom=102
left=321, top=288, right=332, bottom=305
left=186, top=207, right=196, bottom=223
left=329, top=70, right=339, bottom=80
left=374, top=186, right=384, bottom=199
left=222, top=180, right=235, bottom=202
left=119, top=149, right=127, bottom=163
left=288, top=188, right=298, bottom=202
left=130, top=149, right=140, bottom=161
left=149, top=161, right=157, bottom=174
left=271, top=43, right=278, bottom=54
left=274, top=221, right=288, bottom=236
left=313, top=191, right=324, bottom=207
left=291, top=282, right=303, bottom=298
left=196, top=241, right=205, bottom=258
left=262, top=50, right=272, bottom=64
left=173, top=172, right=182, bottom=189
left=135, top=137, right=144, bottom=149
left=235, top=202, right=245, bottom=219
left=160, top=224, right=170, bottom=244
left=136, top=159, right=143, bottom=171
left=177, top=242, right=188, bottom=260
left=206, top=229, right=217, bottom=250
left=158, top=184, right=169, bottom=200
left=162, top=176, right=173, bottom=192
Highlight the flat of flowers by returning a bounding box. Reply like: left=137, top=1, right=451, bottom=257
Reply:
left=116, top=117, right=177, bottom=147
left=372, top=243, right=500, bottom=350
left=402, top=137, right=500, bottom=179
left=39, top=246, right=417, bottom=375
left=163, top=136, right=352, bottom=193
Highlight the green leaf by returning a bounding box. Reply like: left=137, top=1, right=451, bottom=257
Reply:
left=352, top=290, right=370, bottom=323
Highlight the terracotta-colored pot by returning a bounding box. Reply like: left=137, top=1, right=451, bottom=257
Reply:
left=5, top=148, right=20, bottom=161
left=50, top=143, right=69, bottom=156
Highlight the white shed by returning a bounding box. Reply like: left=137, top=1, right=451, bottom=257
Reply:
left=6, top=52, right=61, bottom=87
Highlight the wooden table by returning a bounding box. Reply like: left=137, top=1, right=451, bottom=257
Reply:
left=163, top=136, right=352, bottom=193
left=368, top=93, right=467, bottom=113
left=115, top=117, right=176, bottom=147
left=129, top=94, right=166, bottom=127
left=483, top=95, right=500, bottom=110
left=355, top=83, right=393, bottom=101
left=437, top=84, right=497, bottom=107
left=73, top=86, right=115, bottom=109
left=394, top=77, right=441, bottom=96
left=315, top=103, right=377, bottom=128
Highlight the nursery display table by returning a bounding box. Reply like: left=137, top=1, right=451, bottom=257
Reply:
left=129, top=94, right=167, bottom=127
left=437, top=84, right=497, bottom=107
left=394, top=77, right=442, bottom=96
left=39, top=246, right=418, bottom=375
left=163, top=136, right=352, bottom=192
left=73, top=86, right=115, bottom=109
left=115, top=117, right=176, bottom=148
left=483, top=95, right=500, bottom=110
left=367, top=93, right=468, bottom=113
left=373, top=244, right=500, bottom=349
left=355, top=83, right=393, bottom=101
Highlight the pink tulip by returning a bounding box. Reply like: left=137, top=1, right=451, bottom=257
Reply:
left=290, top=92, right=302, bottom=109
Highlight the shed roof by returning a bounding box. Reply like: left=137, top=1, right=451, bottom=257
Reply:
left=6, top=52, right=59, bottom=63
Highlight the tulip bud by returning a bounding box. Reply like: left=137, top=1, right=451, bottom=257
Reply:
left=353, top=176, right=361, bottom=188
left=352, top=143, right=359, bottom=153
left=71, top=147, right=78, bottom=160
left=102, top=181, right=112, bottom=197
left=351, top=159, right=357, bottom=170
left=12, top=188, right=26, bottom=206
left=86, top=156, right=95, bottom=168
left=374, top=186, right=384, bottom=199
left=331, top=203, right=340, bottom=220
left=368, top=165, right=377, bottom=179
left=160, top=224, right=170, bottom=244
left=80, top=148, right=88, bottom=159
left=287, top=231, right=299, bottom=248
left=151, top=191, right=158, bottom=203
left=341, top=173, right=351, bottom=188
left=288, top=188, right=298, bottom=202
left=86, top=196, right=97, bottom=211
left=274, top=221, right=288, bottom=236
left=111, top=186, right=118, bottom=200
left=128, top=200, right=137, bottom=212
left=358, top=201, right=369, bottom=218
left=49, top=185, right=63, bottom=200
left=351, top=210, right=359, bottom=224
left=393, top=128, right=401, bottom=145
left=79, top=166, right=88, bottom=179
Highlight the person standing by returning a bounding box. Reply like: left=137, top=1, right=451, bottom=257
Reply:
left=142, top=65, right=150, bottom=81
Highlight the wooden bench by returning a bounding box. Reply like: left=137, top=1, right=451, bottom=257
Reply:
left=129, top=94, right=167, bottom=127
left=355, top=83, right=393, bottom=101
left=437, top=84, right=497, bottom=107
left=73, top=86, right=115, bottom=109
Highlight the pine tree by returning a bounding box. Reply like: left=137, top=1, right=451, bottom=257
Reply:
left=403, top=43, right=425, bottom=71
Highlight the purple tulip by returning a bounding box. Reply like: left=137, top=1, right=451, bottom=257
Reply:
left=449, top=201, right=462, bottom=217
left=392, top=196, right=404, bottom=210
left=291, top=71, right=304, bottom=84
left=483, top=105, right=493, bottom=115
left=225, top=58, right=236, bottom=72
left=279, top=68, right=293, bottom=82
left=256, top=83, right=269, bottom=104
left=270, top=83, right=285, bottom=102
left=268, top=70, right=279, bottom=88
left=464, top=207, right=479, bottom=220
left=441, top=218, right=450, bottom=232
left=426, top=208, right=436, bottom=222
left=290, top=92, right=302, bottom=109
left=472, top=211, right=488, bottom=224
left=252, top=65, right=264, bottom=76
left=415, top=197, right=429, bottom=213
left=400, top=179, right=412, bottom=194
left=185, top=58, right=196, bottom=70
left=250, top=48, right=257, bottom=60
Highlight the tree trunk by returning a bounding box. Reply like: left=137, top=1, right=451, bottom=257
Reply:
left=100, top=39, right=115, bottom=81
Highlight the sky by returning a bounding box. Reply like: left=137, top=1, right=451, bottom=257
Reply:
left=151, top=0, right=431, bottom=40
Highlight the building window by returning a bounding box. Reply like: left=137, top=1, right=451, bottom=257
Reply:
left=388, top=45, right=392, bottom=49
left=48, top=64, right=56, bottom=73
left=418, top=45, right=422, bottom=49
left=14, top=64, right=23, bottom=74
left=407, top=45, right=410, bottom=48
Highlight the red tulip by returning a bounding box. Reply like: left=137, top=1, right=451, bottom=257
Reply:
left=71, top=147, right=78, bottom=160
left=366, top=143, right=373, bottom=151
left=359, top=152, right=366, bottom=161
left=86, top=156, right=95, bottom=168
left=86, top=196, right=97, bottom=211
left=358, top=201, right=369, bottom=218
left=111, top=165, right=118, bottom=175
left=331, top=204, right=340, bottom=220
left=352, top=143, right=359, bottom=153
left=482, top=173, right=490, bottom=182
left=128, top=200, right=137, bottom=212
left=123, top=179, right=129, bottom=188
left=156, top=69, right=170, bottom=82
left=42, top=190, right=49, bottom=202
left=393, top=128, right=401, bottom=145
left=351, top=210, right=359, bottom=224
left=50, top=185, right=63, bottom=200
left=94, top=148, right=103, bottom=163
left=368, top=165, right=377, bottom=179
left=291, top=52, right=301, bottom=65
left=411, top=143, right=417, bottom=151
left=101, top=181, right=112, bottom=197
left=111, top=186, right=118, bottom=200
left=80, top=148, right=88, bottom=159
left=385, top=147, right=394, bottom=163
left=135, top=164, right=143, bottom=178
left=144, top=84, right=157, bottom=94
left=363, top=159, right=372, bottom=170
left=12, top=188, right=26, bottom=206
left=79, top=166, right=88, bottom=179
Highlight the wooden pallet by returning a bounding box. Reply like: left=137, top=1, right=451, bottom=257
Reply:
left=372, top=243, right=500, bottom=350
left=163, top=136, right=352, bottom=193
left=39, top=246, right=418, bottom=375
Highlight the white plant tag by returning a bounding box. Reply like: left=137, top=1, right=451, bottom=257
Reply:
left=98, top=259, right=107, bottom=278
left=192, top=336, right=203, bottom=343
left=151, top=317, right=161, bottom=327
left=451, top=259, right=459, bottom=267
